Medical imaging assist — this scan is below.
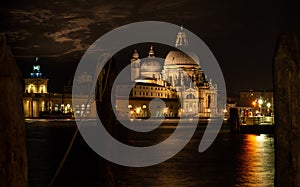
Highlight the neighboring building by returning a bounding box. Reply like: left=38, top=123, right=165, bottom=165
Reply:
left=23, top=58, right=96, bottom=118
left=236, top=90, right=274, bottom=124
left=116, top=27, right=218, bottom=118
left=238, top=90, right=273, bottom=115
left=72, top=71, right=97, bottom=118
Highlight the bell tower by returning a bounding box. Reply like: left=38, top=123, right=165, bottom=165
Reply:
left=24, top=57, right=48, bottom=93
left=175, top=26, right=189, bottom=48
left=130, top=50, right=141, bottom=81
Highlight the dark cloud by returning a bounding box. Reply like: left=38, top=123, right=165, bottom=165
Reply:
left=1, top=0, right=299, bottom=93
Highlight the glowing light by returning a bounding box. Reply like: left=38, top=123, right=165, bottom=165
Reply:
left=267, top=102, right=271, bottom=108
left=142, top=104, right=147, bottom=109
left=136, top=107, right=141, bottom=114
left=258, top=99, right=263, bottom=105
left=128, top=104, right=132, bottom=109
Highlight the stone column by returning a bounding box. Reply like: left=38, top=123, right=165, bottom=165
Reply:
left=0, top=34, right=28, bottom=186
left=274, top=33, right=300, bottom=187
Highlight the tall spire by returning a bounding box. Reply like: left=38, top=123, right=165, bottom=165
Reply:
left=175, top=26, right=188, bottom=47
left=148, top=45, right=155, bottom=57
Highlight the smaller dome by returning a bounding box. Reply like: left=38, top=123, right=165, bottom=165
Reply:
left=148, top=45, right=155, bottom=57
left=141, top=59, right=162, bottom=72
left=132, top=49, right=139, bottom=59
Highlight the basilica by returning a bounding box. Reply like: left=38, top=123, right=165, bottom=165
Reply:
left=115, top=27, right=218, bottom=118
left=23, top=27, right=218, bottom=119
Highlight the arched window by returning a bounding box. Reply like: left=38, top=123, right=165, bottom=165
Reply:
left=186, top=94, right=195, bottom=99
left=207, top=95, right=211, bottom=108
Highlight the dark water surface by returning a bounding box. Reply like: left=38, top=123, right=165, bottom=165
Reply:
left=26, top=120, right=274, bottom=187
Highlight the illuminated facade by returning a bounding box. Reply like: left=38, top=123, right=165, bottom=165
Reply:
left=23, top=58, right=96, bottom=118
left=116, top=27, right=218, bottom=118
left=115, top=82, right=180, bottom=118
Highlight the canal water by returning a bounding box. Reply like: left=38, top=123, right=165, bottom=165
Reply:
left=26, top=121, right=274, bottom=187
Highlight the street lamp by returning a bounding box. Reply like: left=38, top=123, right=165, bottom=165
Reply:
left=258, top=98, right=264, bottom=116
left=142, top=105, right=147, bottom=117
left=128, top=104, right=133, bottom=118
left=266, top=102, right=272, bottom=116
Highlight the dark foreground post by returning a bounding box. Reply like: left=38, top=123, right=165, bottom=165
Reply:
left=96, top=58, right=116, bottom=187
left=229, top=108, right=240, bottom=134
left=274, top=33, right=300, bottom=186
left=0, top=34, right=28, bottom=186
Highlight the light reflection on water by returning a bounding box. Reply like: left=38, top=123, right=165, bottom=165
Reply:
left=26, top=122, right=274, bottom=187
left=117, top=128, right=274, bottom=187
left=235, top=134, right=274, bottom=187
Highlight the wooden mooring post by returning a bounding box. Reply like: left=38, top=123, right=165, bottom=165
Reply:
left=0, top=34, right=28, bottom=186
left=96, top=58, right=116, bottom=187
left=229, top=108, right=240, bottom=134
left=274, top=33, right=300, bottom=186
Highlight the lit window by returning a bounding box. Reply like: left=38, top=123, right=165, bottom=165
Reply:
left=54, top=104, right=59, bottom=112
left=86, top=104, right=91, bottom=113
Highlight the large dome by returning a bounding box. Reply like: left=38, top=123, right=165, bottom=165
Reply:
left=141, top=59, right=162, bottom=72
left=164, top=50, right=199, bottom=66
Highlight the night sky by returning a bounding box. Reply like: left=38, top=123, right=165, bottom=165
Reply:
left=1, top=0, right=300, bottom=95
